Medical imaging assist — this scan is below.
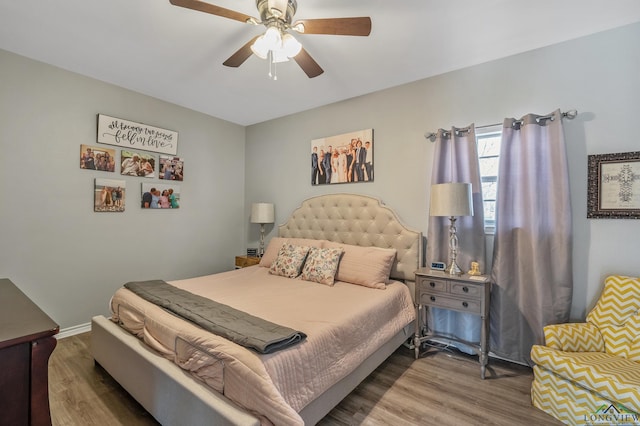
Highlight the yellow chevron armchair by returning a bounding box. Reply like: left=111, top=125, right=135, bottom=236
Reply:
left=530, top=274, right=640, bottom=425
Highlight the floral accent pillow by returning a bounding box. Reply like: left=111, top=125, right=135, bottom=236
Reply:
left=300, top=247, right=344, bottom=286
left=269, top=244, right=311, bottom=278
left=259, top=237, right=324, bottom=268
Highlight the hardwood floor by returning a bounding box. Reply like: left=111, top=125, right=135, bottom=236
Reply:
left=49, top=333, right=561, bottom=425
left=49, top=332, right=157, bottom=426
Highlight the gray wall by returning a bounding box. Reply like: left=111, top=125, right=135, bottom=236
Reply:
left=0, top=49, right=246, bottom=329
left=2, top=23, right=639, bottom=331
left=245, top=22, right=640, bottom=320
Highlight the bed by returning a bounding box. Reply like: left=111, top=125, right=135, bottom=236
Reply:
left=91, top=193, right=422, bottom=425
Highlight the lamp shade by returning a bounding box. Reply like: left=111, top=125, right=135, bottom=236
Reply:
left=250, top=35, right=269, bottom=59
left=430, top=183, right=474, bottom=217
left=250, top=203, right=275, bottom=224
left=282, top=33, right=302, bottom=58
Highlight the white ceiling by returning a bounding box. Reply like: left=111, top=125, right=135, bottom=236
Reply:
left=2, top=0, right=640, bottom=126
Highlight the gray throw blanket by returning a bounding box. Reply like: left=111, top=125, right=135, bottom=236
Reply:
left=124, top=280, right=306, bottom=354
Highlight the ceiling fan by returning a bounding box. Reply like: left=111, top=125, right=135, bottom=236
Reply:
left=169, top=0, right=372, bottom=78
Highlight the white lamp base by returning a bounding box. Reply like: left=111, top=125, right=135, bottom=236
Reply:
left=259, top=224, right=266, bottom=257
left=446, top=216, right=463, bottom=276
left=446, top=260, right=463, bottom=276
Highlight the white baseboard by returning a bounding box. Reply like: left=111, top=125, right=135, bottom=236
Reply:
left=56, top=322, right=91, bottom=339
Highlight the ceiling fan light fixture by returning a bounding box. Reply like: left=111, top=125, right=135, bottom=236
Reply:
left=282, top=33, right=302, bottom=58
left=262, top=26, right=282, bottom=50
left=250, top=35, right=269, bottom=59
left=251, top=27, right=300, bottom=64
left=271, top=49, right=289, bottom=63
left=169, top=0, right=371, bottom=78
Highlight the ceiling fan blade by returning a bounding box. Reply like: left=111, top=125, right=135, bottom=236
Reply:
left=292, top=17, right=372, bottom=36
left=293, top=48, right=324, bottom=78
left=223, top=35, right=260, bottom=67
left=169, top=0, right=253, bottom=24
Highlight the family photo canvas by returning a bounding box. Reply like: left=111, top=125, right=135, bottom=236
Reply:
left=311, top=129, right=373, bottom=185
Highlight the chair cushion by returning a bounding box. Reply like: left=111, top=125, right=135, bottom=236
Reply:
left=531, top=344, right=640, bottom=412
left=532, top=365, right=610, bottom=423
left=587, top=275, right=640, bottom=359
left=606, top=314, right=640, bottom=362
left=543, top=322, right=605, bottom=353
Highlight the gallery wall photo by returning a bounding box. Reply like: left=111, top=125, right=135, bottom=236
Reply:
left=81, top=144, right=116, bottom=172
left=86, top=114, right=184, bottom=213
left=141, top=182, right=180, bottom=209
left=94, top=178, right=125, bottom=212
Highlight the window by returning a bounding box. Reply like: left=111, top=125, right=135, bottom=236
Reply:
left=476, top=128, right=502, bottom=232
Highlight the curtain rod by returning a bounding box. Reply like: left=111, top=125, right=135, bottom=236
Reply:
left=424, top=109, right=578, bottom=142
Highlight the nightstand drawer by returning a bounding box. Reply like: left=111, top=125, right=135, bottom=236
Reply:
left=235, top=256, right=260, bottom=268
left=420, top=293, right=481, bottom=314
left=418, top=278, right=447, bottom=293
left=450, top=282, right=482, bottom=298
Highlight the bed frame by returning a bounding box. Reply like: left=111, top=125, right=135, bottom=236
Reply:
left=92, top=193, right=422, bottom=425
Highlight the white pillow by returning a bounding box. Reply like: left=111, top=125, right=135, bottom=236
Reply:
left=323, top=242, right=397, bottom=289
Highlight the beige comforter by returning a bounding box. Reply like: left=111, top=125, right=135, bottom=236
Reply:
left=110, top=266, right=415, bottom=425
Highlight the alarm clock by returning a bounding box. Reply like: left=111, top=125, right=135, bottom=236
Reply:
left=430, top=261, right=446, bottom=271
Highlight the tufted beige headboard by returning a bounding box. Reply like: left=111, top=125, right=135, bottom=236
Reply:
left=278, top=193, right=423, bottom=283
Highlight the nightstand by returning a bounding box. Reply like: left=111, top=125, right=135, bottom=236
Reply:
left=235, top=255, right=260, bottom=269
left=413, top=268, right=491, bottom=379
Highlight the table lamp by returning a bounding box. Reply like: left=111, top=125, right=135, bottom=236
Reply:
left=251, top=202, right=275, bottom=257
left=430, top=183, right=474, bottom=275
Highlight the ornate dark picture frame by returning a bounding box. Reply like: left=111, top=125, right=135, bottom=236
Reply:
left=587, top=151, right=640, bottom=219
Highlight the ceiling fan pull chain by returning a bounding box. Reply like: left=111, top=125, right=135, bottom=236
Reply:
left=266, top=50, right=277, bottom=80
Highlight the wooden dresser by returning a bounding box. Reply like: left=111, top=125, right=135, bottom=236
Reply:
left=0, top=278, right=59, bottom=426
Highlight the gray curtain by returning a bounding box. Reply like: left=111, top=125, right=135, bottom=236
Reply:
left=427, top=126, right=486, bottom=350
left=490, top=109, right=573, bottom=366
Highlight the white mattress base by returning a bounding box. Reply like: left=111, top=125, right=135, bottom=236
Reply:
left=91, top=315, right=260, bottom=426
left=91, top=315, right=411, bottom=425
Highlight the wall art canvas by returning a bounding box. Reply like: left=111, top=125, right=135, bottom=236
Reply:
left=588, top=151, right=640, bottom=219
left=94, top=178, right=125, bottom=212
left=97, top=114, right=178, bottom=155
left=159, top=155, right=184, bottom=181
left=141, top=182, right=180, bottom=209
left=120, top=150, right=156, bottom=178
left=311, top=129, right=373, bottom=185
left=80, top=144, right=115, bottom=172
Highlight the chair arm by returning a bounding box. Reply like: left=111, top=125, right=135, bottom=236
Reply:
left=543, top=322, right=605, bottom=352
